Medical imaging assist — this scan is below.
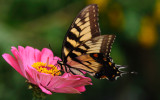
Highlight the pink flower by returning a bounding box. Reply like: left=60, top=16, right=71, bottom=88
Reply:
left=2, top=46, right=92, bottom=95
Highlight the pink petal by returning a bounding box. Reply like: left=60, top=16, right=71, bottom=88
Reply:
left=17, top=46, right=26, bottom=65
left=11, top=46, right=18, bottom=59
left=17, top=46, right=25, bottom=56
left=37, top=73, right=53, bottom=87
left=50, top=56, right=61, bottom=70
left=50, top=56, right=61, bottom=65
left=47, top=76, right=67, bottom=89
left=5, top=46, right=28, bottom=78
left=38, top=84, right=52, bottom=95
left=52, top=87, right=80, bottom=94
left=46, top=74, right=91, bottom=93
left=27, top=67, right=79, bottom=94
left=57, top=75, right=92, bottom=88
left=2, top=54, right=25, bottom=77
left=16, top=46, right=27, bottom=71
left=74, top=86, right=86, bottom=92
left=25, top=66, right=53, bottom=95
left=41, top=48, right=53, bottom=64
left=27, top=66, right=40, bottom=84
left=16, top=53, right=28, bottom=78
left=25, top=68, right=37, bottom=84
left=27, top=67, right=81, bottom=94
left=24, top=46, right=35, bottom=66
left=34, top=49, right=41, bottom=62
left=27, top=66, right=53, bottom=86
left=61, top=73, right=72, bottom=78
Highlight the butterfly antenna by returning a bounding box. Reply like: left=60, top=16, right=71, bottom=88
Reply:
left=49, top=44, right=53, bottom=52
left=48, top=44, right=59, bottom=61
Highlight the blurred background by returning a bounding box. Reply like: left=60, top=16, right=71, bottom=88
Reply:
left=0, top=0, right=160, bottom=100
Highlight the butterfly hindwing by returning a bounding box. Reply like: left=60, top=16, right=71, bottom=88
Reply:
left=67, top=54, right=102, bottom=74
left=66, top=35, right=116, bottom=60
left=66, top=53, right=121, bottom=80
left=84, top=35, right=116, bottom=55
left=62, top=4, right=101, bottom=63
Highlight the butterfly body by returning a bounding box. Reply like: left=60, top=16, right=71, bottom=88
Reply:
left=90, top=53, right=120, bottom=80
left=58, top=4, right=124, bottom=81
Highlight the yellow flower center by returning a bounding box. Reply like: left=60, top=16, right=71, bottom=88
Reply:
left=32, top=62, right=61, bottom=76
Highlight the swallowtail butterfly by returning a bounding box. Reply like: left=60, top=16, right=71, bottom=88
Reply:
left=58, top=4, right=125, bottom=81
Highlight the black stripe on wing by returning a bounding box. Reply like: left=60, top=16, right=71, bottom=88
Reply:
left=100, top=35, right=116, bottom=56
left=66, top=35, right=116, bottom=60
left=67, top=53, right=121, bottom=80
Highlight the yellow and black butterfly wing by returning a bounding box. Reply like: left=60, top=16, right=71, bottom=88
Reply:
left=65, top=35, right=116, bottom=59
left=66, top=54, right=103, bottom=76
left=78, top=35, right=116, bottom=55
left=59, top=4, right=122, bottom=81
left=61, top=4, right=101, bottom=63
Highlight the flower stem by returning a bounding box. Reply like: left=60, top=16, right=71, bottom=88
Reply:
left=28, top=84, right=47, bottom=100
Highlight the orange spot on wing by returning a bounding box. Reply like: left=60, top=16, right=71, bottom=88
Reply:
left=103, top=58, right=107, bottom=61
left=108, top=62, right=112, bottom=66
left=93, top=54, right=98, bottom=57
left=100, top=75, right=108, bottom=79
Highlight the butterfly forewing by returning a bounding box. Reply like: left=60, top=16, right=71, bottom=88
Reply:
left=62, top=4, right=101, bottom=62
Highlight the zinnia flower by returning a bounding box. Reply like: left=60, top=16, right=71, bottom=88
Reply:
left=2, top=46, right=92, bottom=95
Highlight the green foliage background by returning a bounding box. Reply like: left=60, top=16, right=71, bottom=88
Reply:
left=0, top=0, right=160, bottom=100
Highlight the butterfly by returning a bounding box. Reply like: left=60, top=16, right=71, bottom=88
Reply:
left=58, top=4, right=125, bottom=81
